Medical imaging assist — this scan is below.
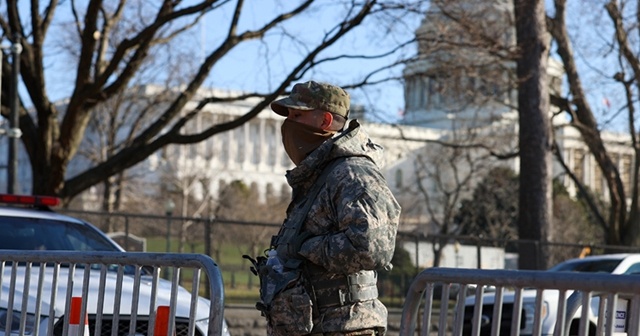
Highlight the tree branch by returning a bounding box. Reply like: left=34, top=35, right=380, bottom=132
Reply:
left=552, top=140, right=607, bottom=231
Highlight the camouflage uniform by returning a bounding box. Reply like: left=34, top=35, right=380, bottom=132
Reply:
left=271, top=119, right=401, bottom=335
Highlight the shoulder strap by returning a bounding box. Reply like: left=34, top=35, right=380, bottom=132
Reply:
left=271, top=158, right=345, bottom=261
left=294, top=158, right=344, bottom=229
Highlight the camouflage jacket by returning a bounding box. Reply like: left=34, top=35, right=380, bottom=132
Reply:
left=278, top=120, right=401, bottom=333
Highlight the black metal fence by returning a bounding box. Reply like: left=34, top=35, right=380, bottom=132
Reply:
left=58, top=209, right=640, bottom=304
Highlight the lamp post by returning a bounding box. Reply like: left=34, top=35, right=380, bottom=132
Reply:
left=7, top=36, right=21, bottom=194
left=164, top=199, right=175, bottom=279
left=0, top=35, right=23, bottom=194
left=165, top=199, right=175, bottom=252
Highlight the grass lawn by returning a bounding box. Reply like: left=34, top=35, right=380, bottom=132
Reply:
left=145, top=237, right=262, bottom=301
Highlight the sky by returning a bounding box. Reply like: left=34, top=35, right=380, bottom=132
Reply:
left=196, top=1, right=425, bottom=123
left=38, top=1, right=426, bottom=125
left=16, top=1, right=629, bottom=131
left=546, top=0, right=632, bottom=133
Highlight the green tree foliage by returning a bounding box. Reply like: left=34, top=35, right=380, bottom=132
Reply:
left=455, top=166, right=602, bottom=259
left=388, top=246, right=416, bottom=277
left=378, top=246, right=415, bottom=298
left=454, top=166, right=519, bottom=243
left=550, top=181, right=604, bottom=264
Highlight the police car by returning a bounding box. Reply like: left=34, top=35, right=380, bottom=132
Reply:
left=0, top=194, right=230, bottom=336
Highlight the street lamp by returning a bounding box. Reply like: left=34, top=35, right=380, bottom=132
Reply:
left=164, top=199, right=175, bottom=279
left=164, top=199, right=176, bottom=252
left=0, top=35, right=23, bottom=194
left=454, top=241, right=461, bottom=268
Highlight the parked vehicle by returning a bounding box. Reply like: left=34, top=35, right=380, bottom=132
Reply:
left=462, top=254, right=640, bottom=336
left=433, top=283, right=483, bottom=300
left=0, top=194, right=230, bottom=336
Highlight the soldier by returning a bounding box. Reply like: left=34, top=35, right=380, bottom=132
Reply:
left=254, top=80, right=401, bottom=336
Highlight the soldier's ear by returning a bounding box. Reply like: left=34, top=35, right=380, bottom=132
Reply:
left=320, top=111, right=334, bottom=131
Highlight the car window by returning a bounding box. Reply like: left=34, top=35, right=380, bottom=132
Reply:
left=548, top=259, right=623, bottom=273
left=0, top=217, right=118, bottom=251
left=623, top=263, right=640, bottom=275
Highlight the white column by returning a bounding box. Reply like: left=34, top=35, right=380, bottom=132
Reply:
left=585, top=151, right=596, bottom=191
left=566, top=147, right=576, bottom=197
left=243, top=122, right=250, bottom=169
left=272, top=119, right=284, bottom=171
left=259, top=118, right=267, bottom=171
left=228, top=124, right=237, bottom=169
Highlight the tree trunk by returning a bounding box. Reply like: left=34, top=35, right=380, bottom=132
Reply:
left=514, top=0, right=552, bottom=270
left=100, top=179, right=114, bottom=232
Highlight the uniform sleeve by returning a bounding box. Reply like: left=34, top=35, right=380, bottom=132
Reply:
left=297, top=162, right=401, bottom=274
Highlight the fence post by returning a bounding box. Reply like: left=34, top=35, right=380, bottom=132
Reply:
left=414, top=234, right=420, bottom=274
left=204, top=217, right=212, bottom=297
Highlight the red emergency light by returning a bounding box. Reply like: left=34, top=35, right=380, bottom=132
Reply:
left=0, top=194, right=60, bottom=207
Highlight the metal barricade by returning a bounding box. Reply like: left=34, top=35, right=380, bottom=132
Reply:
left=399, top=268, right=640, bottom=336
left=0, top=251, right=225, bottom=336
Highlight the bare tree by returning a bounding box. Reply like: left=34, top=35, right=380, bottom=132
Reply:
left=0, top=1, right=426, bottom=203
left=170, top=172, right=200, bottom=254
left=77, top=84, right=175, bottom=219
left=547, top=0, right=640, bottom=246
left=408, top=130, right=498, bottom=266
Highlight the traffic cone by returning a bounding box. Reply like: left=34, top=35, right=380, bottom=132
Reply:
left=69, top=297, right=90, bottom=336
left=154, top=305, right=174, bottom=336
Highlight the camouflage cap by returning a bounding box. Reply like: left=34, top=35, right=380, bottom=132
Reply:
left=271, top=81, right=350, bottom=118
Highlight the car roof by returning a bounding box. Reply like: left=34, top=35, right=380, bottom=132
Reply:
left=569, top=253, right=640, bottom=261
left=0, top=205, right=87, bottom=225
left=0, top=205, right=126, bottom=252
left=554, top=253, right=640, bottom=269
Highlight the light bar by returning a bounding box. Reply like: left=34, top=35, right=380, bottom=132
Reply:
left=0, top=194, right=60, bottom=207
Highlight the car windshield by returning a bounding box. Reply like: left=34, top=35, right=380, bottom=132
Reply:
left=548, top=258, right=624, bottom=273
left=0, top=216, right=118, bottom=251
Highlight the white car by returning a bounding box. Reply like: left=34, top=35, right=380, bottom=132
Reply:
left=462, top=254, right=640, bottom=336
left=0, top=195, right=230, bottom=336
